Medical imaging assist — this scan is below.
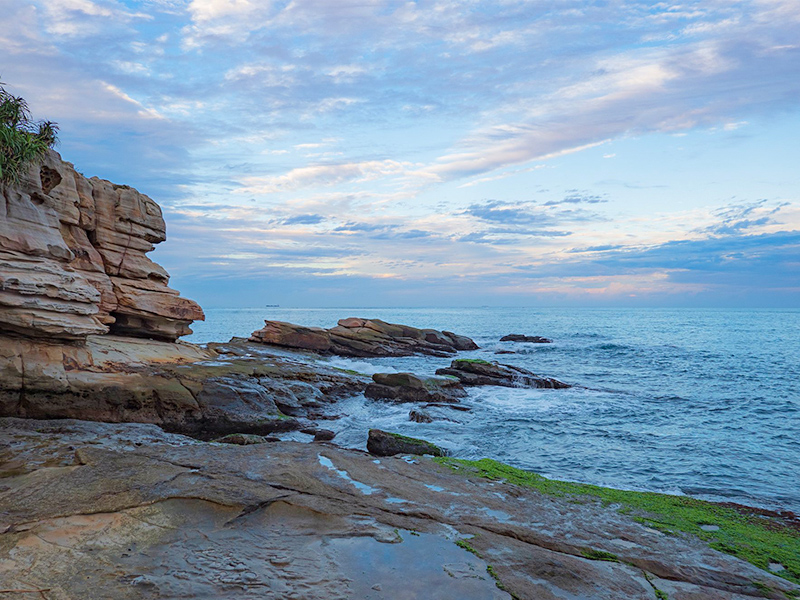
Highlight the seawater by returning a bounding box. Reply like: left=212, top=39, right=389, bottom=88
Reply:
left=188, top=307, right=800, bottom=513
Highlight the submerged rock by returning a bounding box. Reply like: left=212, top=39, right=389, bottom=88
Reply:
left=367, top=429, right=445, bottom=457
left=500, top=334, right=553, bottom=343
left=365, top=372, right=466, bottom=404
left=436, top=359, right=570, bottom=389
left=250, top=318, right=478, bottom=357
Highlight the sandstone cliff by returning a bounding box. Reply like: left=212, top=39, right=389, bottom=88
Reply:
left=0, top=149, right=203, bottom=341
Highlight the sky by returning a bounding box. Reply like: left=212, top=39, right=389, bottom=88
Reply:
left=2, top=0, right=799, bottom=308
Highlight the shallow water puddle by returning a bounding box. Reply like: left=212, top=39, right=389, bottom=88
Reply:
left=318, top=454, right=380, bottom=495
left=330, top=530, right=511, bottom=599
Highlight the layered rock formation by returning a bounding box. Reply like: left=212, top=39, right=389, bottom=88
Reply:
left=0, top=335, right=366, bottom=436
left=250, top=317, right=479, bottom=357
left=0, top=149, right=203, bottom=341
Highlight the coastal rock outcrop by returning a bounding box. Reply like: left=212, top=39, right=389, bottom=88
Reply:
left=250, top=317, right=478, bottom=357
left=3, top=418, right=796, bottom=600
left=436, top=359, right=570, bottom=389
left=365, top=372, right=467, bottom=403
left=500, top=334, right=552, bottom=343
left=0, top=149, right=203, bottom=341
left=0, top=334, right=366, bottom=436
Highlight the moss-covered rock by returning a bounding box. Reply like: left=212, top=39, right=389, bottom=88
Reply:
left=435, top=457, right=800, bottom=586
left=366, top=429, right=445, bottom=457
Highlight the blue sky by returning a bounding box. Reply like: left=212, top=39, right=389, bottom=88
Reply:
left=3, top=0, right=799, bottom=307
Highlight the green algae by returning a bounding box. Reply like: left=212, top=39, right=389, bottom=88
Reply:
left=455, top=538, right=480, bottom=556
left=452, top=359, right=493, bottom=365
left=580, top=548, right=619, bottom=562
left=384, top=431, right=444, bottom=456
left=434, top=457, right=800, bottom=585
left=332, top=367, right=364, bottom=376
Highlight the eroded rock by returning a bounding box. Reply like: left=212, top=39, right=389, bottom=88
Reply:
left=250, top=318, right=478, bottom=357
left=436, top=359, right=570, bottom=389
left=0, top=150, right=203, bottom=341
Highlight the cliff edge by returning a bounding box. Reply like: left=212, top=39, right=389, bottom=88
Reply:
left=0, top=149, right=203, bottom=341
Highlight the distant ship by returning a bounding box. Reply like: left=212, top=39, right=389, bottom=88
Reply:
left=265, top=304, right=280, bottom=307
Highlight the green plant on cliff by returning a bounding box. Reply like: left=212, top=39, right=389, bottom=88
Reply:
left=0, top=82, right=58, bottom=185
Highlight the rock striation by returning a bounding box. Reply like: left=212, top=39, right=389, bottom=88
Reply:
left=250, top=317, right=478, bottom=357
left=0, top=149, right=203, bottom=341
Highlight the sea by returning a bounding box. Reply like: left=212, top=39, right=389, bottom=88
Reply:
left=187, top=307, right=800, bottom=514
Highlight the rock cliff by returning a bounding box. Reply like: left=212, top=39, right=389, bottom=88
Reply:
left=0, top=149, right=203, bottom=341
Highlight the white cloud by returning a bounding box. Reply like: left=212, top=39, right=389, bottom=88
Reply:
left=238, top=159, right=414, bottom=194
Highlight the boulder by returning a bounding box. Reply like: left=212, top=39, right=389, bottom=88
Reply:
left=500, top=334, right=553, bottom=343
left=365, top=372, right=466, bottom=403
left=314, top=429, right=336, bottom=441
left=366, top=429, right=445, bottom=457
left=250, top=318, right=478, bottom=357
left=0, top=150, right=203, bottom=341
left=409, top=409, right=434, bottom=423
left=436, top=359, right=570, bottom=389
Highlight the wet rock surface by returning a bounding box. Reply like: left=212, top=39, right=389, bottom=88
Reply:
left=1, top=417, right=796, bottom=600
left=500, top=334, right=553, bottom=343
left=436, top=359, right=571, bottom=389
left=250, top=317, right=479, bottom=357
left=365, top=372, right=467, bottom=404
left=367, top=428, right=446, bottom=457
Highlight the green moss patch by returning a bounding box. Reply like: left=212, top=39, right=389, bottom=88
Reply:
left=435, top=457, right=800, bottom=585
left=455, top=538, right=480, bottom=556
left=580, top=548, right=619, bottom=562
left=386, top=431, right=444, bottom=455
left=453, top=358, right=493, bottom=365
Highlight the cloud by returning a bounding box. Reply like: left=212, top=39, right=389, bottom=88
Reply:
left=238, top=159, right=413, bottom=194
left=6, top=0, right=800, bottom=307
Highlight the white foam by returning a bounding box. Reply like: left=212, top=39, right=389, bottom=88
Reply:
left=322, top=356, right=397, bottom=376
